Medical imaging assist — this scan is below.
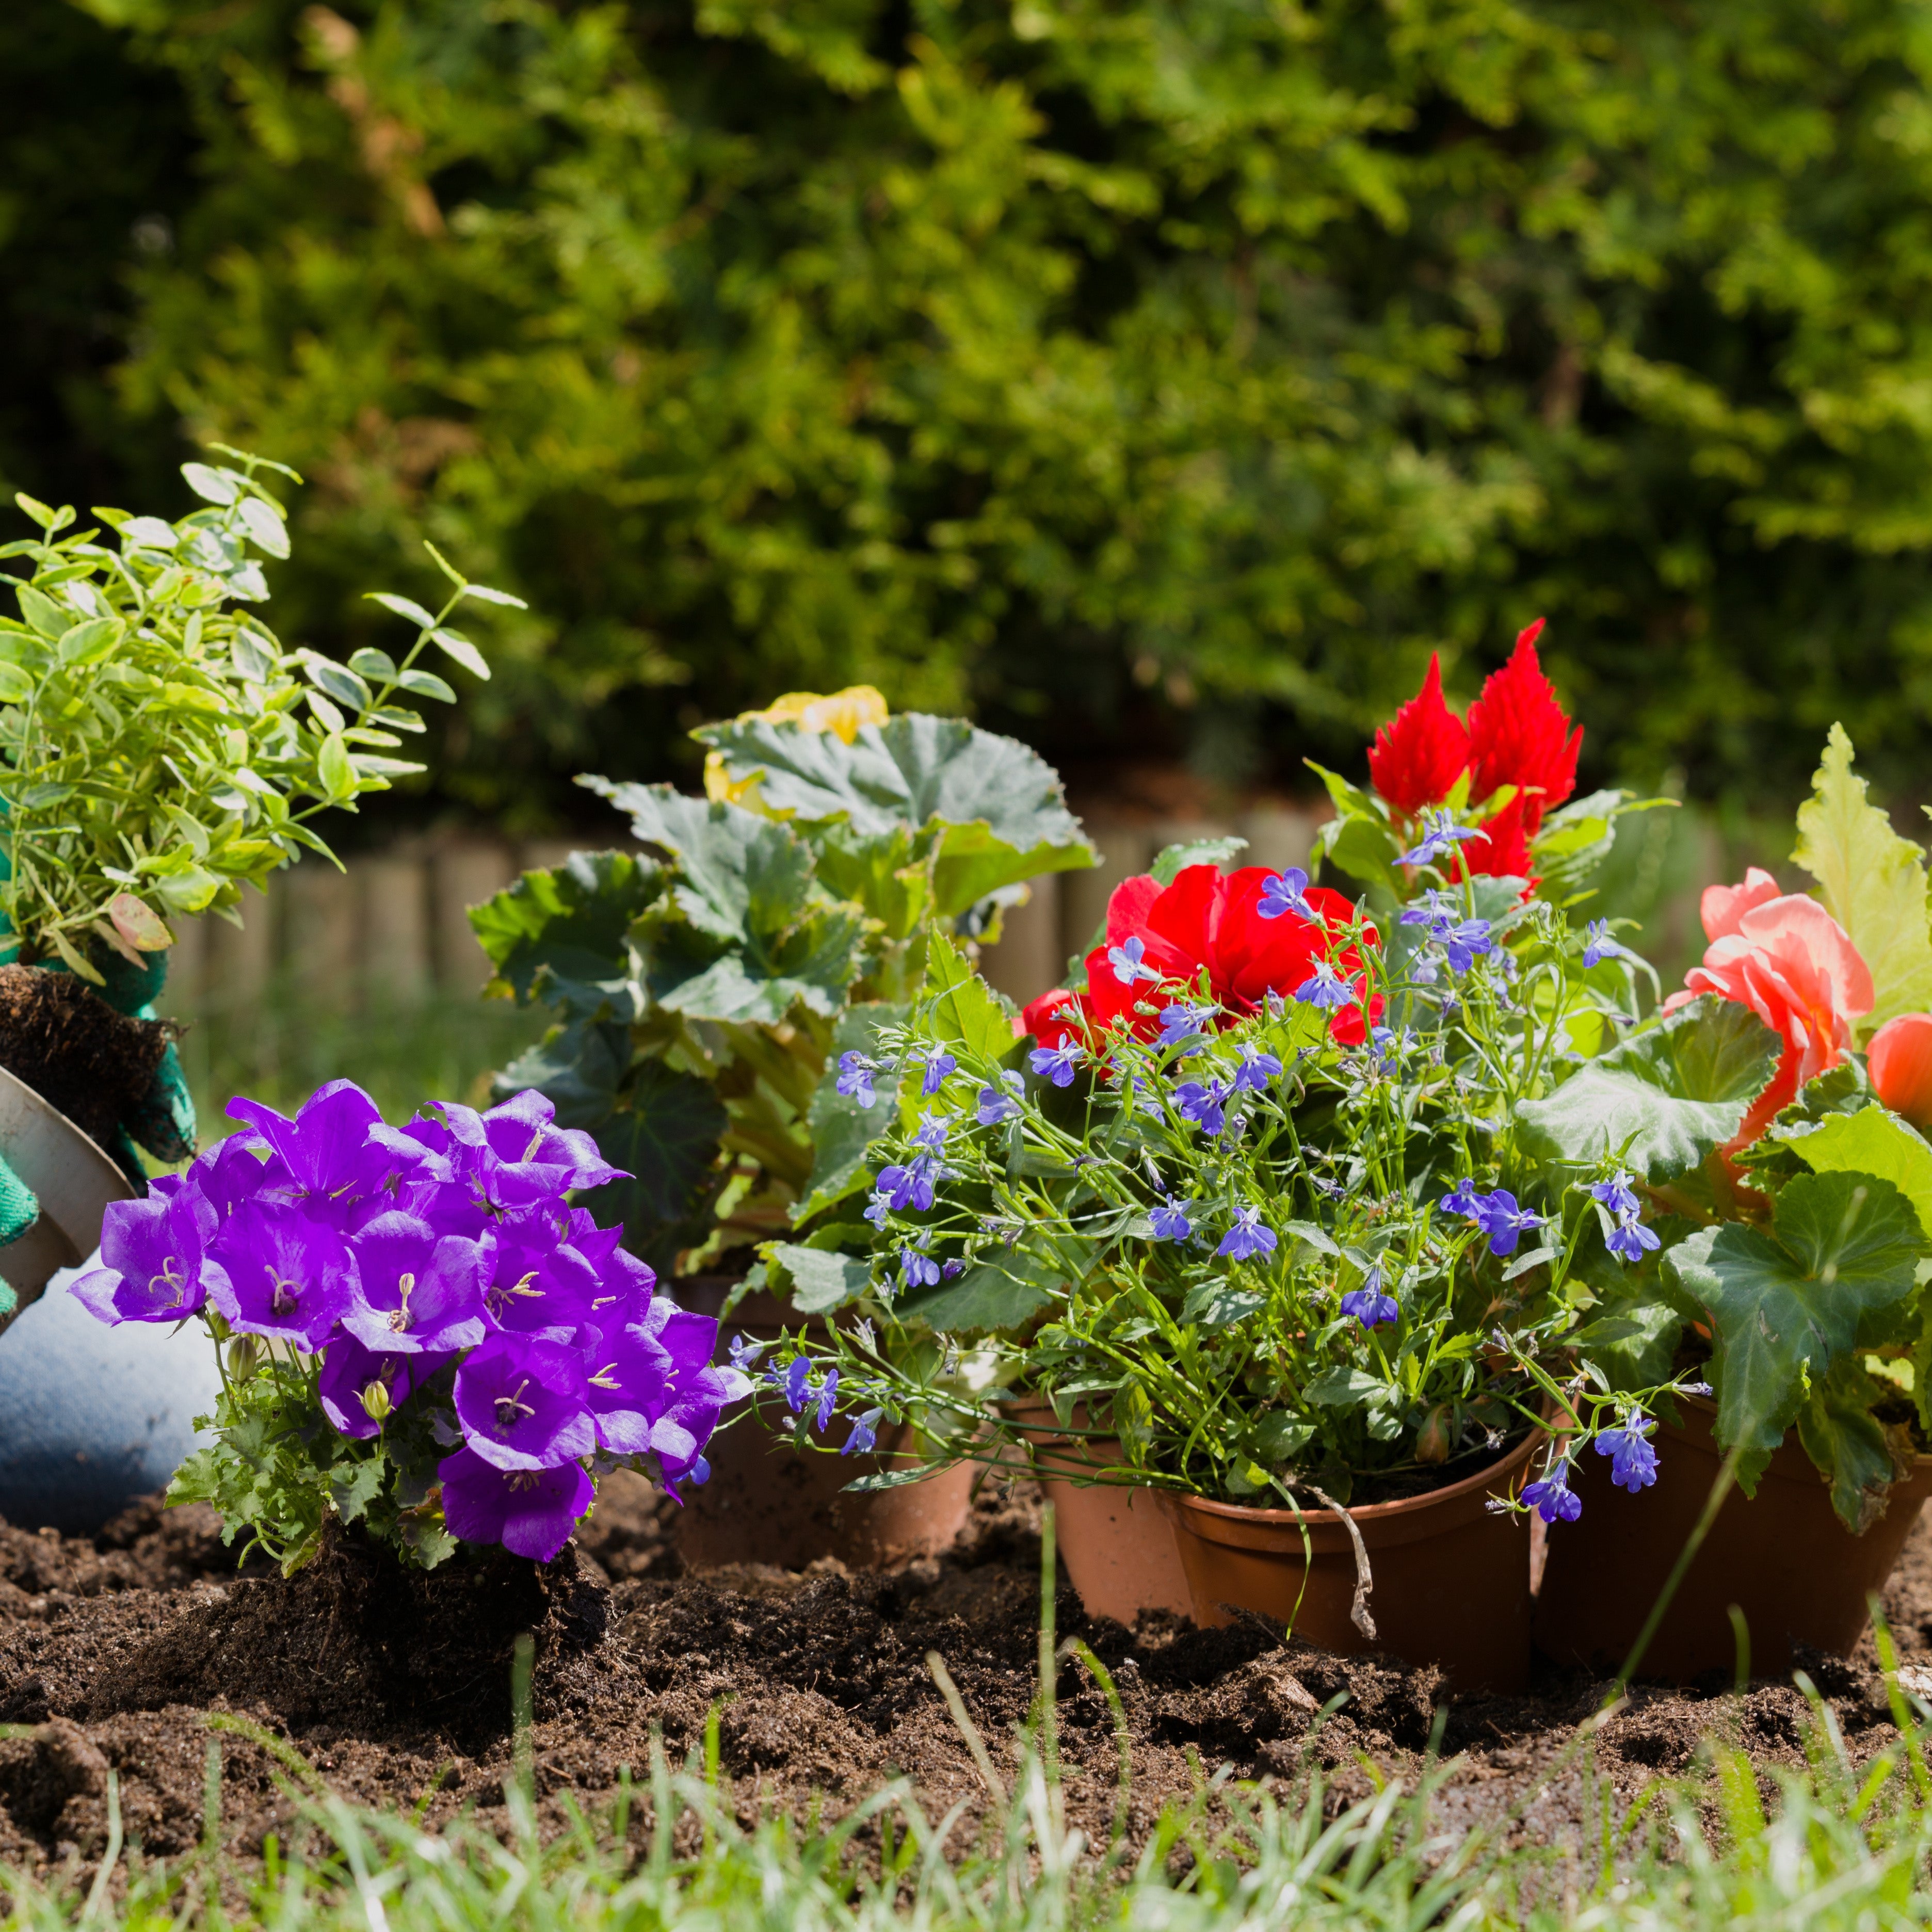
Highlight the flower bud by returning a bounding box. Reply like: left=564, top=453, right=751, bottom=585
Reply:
left=226, top=1334, right=262, bottom=1380
left=1870, top=1013, right=1932, bottom=1128
left=1415, top=1406, right=1452, bottom=1465
left=360, top=1379, right=393, bottom=1425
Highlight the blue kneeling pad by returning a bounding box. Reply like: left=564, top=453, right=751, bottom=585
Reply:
left=0, top=1262, right=221, bottom=1533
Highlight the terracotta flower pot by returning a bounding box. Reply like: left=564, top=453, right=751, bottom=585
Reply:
left=1534, top=1393, right=1932, bottom=1682
left=1002, top=1397, right=1192, bottom=1623
left=670, top=1280, right=976, bottom=1571
left=1157, top=1429, right=1543, bottom=1693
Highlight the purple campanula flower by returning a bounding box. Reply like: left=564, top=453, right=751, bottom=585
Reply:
left=1157, top=1001, right=1215, bottom=1049
left=1340, top=1269, right=1399, bottom=1329
left=646, top=1359, right=736, bottom=1486
left=1399, top=811, right=1482, bottom=868
left=1174, top=1078, right=1230, bottom=1135
left=843, top=1407, right=883, bottom=1457
left=1107, top=935, right=1162, bottom=986
left=409, top=1089, right=624, bottom=1220
left=1606, top=1216, right=1661, bottom=1263
left=187, top=1132, right=298, bottom=1221
left=226, top=1080, right=389, bottom=1218
left=1217, top=1205, right=1278, bottom=1262
left=69, top=1184, right=220, bottom=1326
left=1522, top=1464, right=1583, bottom=1524
left=1472, top=1189, right=1546, bottom=1258
left=453, top=1334, right=595, bottom=1471
left=1231, top=1043, right=1283, bottom=1093
left=814, top=1366, right=840, bottom=1432
left=479, top=1228, right=601, bottom=1341
left=341, top=1212, right=488, bottom=1354
left=438, top=1446, right=593, bottom=1563
left=1593, top=1418, right=1659, bottom=1494
left=1294, top=959, right=1351, bottom=1010
left=1149, top=1196, right=1195, bottom=1242
left=836, top=1052, right=878, bottom=1107
left=1030, top=1040, right=1085, bottom=1087
left=318, top=1337, right=449, bottom=1439
left=585, top=1243, right=661, bottom=1330
left=915, top=1049, right=958, bottom=1098
left=1258, top=868, right=1320, bottom=923
left=584, top=1321, right=677, bottom=1456
left=206, top=1202, right=357, bottom=1350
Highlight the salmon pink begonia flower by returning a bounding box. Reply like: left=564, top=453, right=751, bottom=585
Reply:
left=1664, top=874, right=1874, bottom=1150
left=1868, top=1013, right=1932, bottom=1128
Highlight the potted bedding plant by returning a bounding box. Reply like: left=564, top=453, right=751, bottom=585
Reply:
left=754, top=626, right=1725, bottom=1686
left=467, top=690, right=1097, bottom=1565
left=1536, top=725, right=1932, bottom=1679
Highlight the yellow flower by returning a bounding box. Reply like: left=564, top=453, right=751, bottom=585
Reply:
left=704, top=685, right=890, bottom=806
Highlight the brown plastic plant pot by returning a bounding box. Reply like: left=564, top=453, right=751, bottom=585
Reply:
left=1534, top=1393, right=1932, bottom=1683
left=1157, top=1426, right=1544, bottom=1694
left=0, top=1066, right=138, bottom=1334
left=671, top=1281, right=976, bottom=1571
left=1001, top=1396, right=1192, bottom=1624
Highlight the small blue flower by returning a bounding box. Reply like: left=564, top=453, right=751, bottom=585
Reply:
left=1582, top=920, right=1628, bottom=970
left=1149, top=1196, right=1196, bottom=1242
left=863, top=1188, right=893, bottom=1229
left=1157, top=1001, right=1216, bottom=1049
left=1441, top=918, right=1494, bottom=975
left=1473, top=1188, right=1547, bottom=1258
left=877, top=1155, right=940, bottom=1214
left=1294, top=959, right=1352, bottom=1010
left=1107, top=935, right=1162, bottom=987
left=1588, top=1170, right=1642, bottom=1220
left=1029, top=1040, right=1085, bottom=1087
left=1174, top=1077, right=1231, bottom=1135
left=1231, top=1043, right=1283, bottom=1093
left=1258, top=868, right=1321, bottom=924
left=1217, top=1205, right=1278, bottom=1262
left=914, top=1114, right=953, bottom=1152
left=1593, top=1419, right=1659, bottom=1494
left=729, top=1333, right=765, bottom=1373
left=900, top=1245, right=942, bottom=1289
left=977, top=1084, right=1021, bottom=1125
left=1340, top=1268, right=1399, bottom=1329
left=1399, top=889, right=1454, bottom=929
left=835, top=1051, right=877, bottom=1107
left=1440, top=1178, right=1484, bottom=1218
left=1400, top=811, right=1483, bottom=868
left=779, top=1356, right=812, bottom=1414
left=813, top=1366, right=841, bottom=1432
left=842, top=1406, right=883, bottom=1458
left=917, top=1050, right=958, bottom=1098
left=1606, top=1217, right=1662, bottom=1263
left=1522, top=1468, right=1582, bottom=1524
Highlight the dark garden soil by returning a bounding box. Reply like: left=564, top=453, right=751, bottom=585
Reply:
left=1, top=1473, right=1928, bottom=1887
left=0, top=965, right=173, bottom=1150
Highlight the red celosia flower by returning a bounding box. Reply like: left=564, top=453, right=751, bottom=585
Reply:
left=1366, top=654, right=1469, bottom=817
left=1464, top=790, right=1535, bottom=882
left=1465, top=620, right=1581, bottom=837
left=1077, top=865, right=1382, bottom=1046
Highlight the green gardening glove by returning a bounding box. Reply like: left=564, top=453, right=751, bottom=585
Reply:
left=87, top=948, right=198, bottom=1180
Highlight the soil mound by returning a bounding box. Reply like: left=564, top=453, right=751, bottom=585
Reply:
left=0, top=964, right=173, bottom=1150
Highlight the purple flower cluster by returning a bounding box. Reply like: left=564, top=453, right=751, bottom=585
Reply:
left=70, top=1080, right=748, bottom=1564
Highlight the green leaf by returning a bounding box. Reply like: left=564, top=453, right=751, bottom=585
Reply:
left=365, top=591, right=438, bottom=630
left=572, top=1059, right=730, bottom=1274
left=923, top=930, right=1021, bottom=1062
left=691, top=712, right=1094, bottom=915
left=0, top=663, right=34, bottom=703
left=1152, top=835, right=1248, bottom=885
left=1304, top=1364, right=1382, bottom=1407
left=57, top=618, right=120, bottom=666
left=1179, top=1281, right=1267, bottom=1328
left=181, top=462, right=239, bottom=506
left=1793, top=722, right=1932, bottom=1036
left=16, top=585, right=66, bottom=638
left=1795, top=1356, right=1913, bottom=1532
left=767, top=1243, right=871, bottom=1315
left=348, top=648, right=397, bottom=681
left=1666, top=1170, right=1924, bottom=1486
left=396, top=667, right=457, bottom=703
left=469, top=850, right=658, bottom=1017
left=1514, top=995, right=1781, bottom=1184
left=897, top=1236, right=1091, bottom=1331
left=797, top=1001, right=906, bottom=1220
left=317, top=732, right=355, bottom=799
left=237, top=495, right=289, bottom=559
left=431, top=628, right=490, bottom=680
left=809, top=823, right=932, bottom=940
left=1775, top=1104, right=1932, bottom=1243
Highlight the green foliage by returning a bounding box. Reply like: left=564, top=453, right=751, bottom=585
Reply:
left=0, top=450, right=503, bottom=977
left=52, top=0, right=1932, bottom=812
left=1514, top=997, right=1783, bottom=1186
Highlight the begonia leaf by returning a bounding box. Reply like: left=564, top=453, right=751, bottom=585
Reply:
left=571, top=1058, right=730, bottom=1271
left=766, top=1243, right=871, bottom=1315
left=1795, top=1355, right=1914, bottom=1532
left=1774, top=1103, right=1932, bottom=1243
left=469, top=850, right=658, bottom=1019
left=897, top=1235, right=1092, bottom=1332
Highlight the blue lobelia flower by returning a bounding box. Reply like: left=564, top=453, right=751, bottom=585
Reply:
left=916, top=1049, right=959, bottom=1097
left=1593, top=1418, right=1659, bottom=1493
left=1217, top=1205, right=1278, bottom=1261
left=777, top=1354, right=814, bottom=1413
left=876, top=1153, right=941, bottom=1214
left=843, top=1406, right=884, bottom=1458
left=914, top=1114, right=953, bottom=1152
left=1231, top=1043, right=1284, bottom=1093
left=977, top=1073, right=1025, bottom=1125
left=1258, top=868, right=1321, bottom=923
left=1294, top=959, right=1352, bottom=1009
left=1339, top=1268, right=1399, bottom=1329
left=1174, top=1077, right=1231, bottom=1135
left=1398, top=888, right=1454, bottom=929
left=1472, top=1188, right=1547, bottom=1258
left=1589, top=1170, right=1642, bottom=1220
left=1522, top=1464, right=1583, bottom=1524
left=1582, top=920, right=1629, bottom=969
left=863, top=1187, right=894, bottom=1229
left=1157, top=1001, right=1216, bottom=1049
left=1029, top=1040, right=1086, bottom=1087
left=1440, top=1177, right=1485, bottom=1218
left=1399, top=810, right=1483, bottom=868
left=900, top=1244, right=942, bottom=1289
left=1441, top=918, right=1494, bottom=975
left=1149, top=1196, right=1196, bottom=1242
left=1606, top=1216, right=1661, bottom=1263
left=814, top=1366, right=840, bottom=1432
left=729, top=1333, right=766, bottom=1374
left=836, top=1052, right=878, bottom=1108
left=1107, top=935, right=1163, bottom=986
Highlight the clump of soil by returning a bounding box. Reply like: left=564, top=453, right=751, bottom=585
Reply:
left=0, top=1473, right=1928, bottom=1877
left=0, top=965, right=173, bottom=1151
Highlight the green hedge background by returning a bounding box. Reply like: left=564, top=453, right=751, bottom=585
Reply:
left=11, top=0, right=1932, bottom=829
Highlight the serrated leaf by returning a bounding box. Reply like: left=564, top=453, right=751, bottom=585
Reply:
left=1775, top=1104, right=1932, bottom=1242
left=1152, top=835, right=1248, bottom=885
left=1514, top=995, right=1781, bottom=1184
left=1795, top=1356, right=1913, bottom=1532
left=767, top=1244, right=871, bottom=1315
left=923, top=930, right=1021, bottom=1061
left=1794, top=723, right=1932, bottom=1036
left=1666, top=1170, right=1923, bottom=1486
left=469, top=850, right=658, bottom=1017
left=571, top=1060, right=729, bottom=1274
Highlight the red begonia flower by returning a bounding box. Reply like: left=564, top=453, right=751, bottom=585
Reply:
left=1466, top=620, right=1581, bottom=838
left=1078, top=864, right=1382, bottom=1046
left=1662, top=889, right=1873, bottom=1151
left=1022, top=986, right=1089, bottom=1053
left=1367, top=654, right=1470, bottom=817
left=1870, top=1013, right=1932, bottom=1129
